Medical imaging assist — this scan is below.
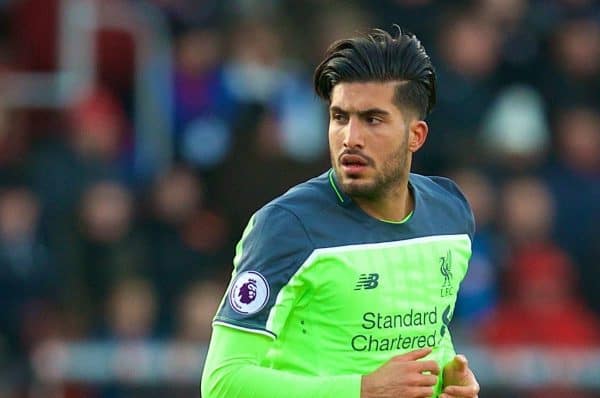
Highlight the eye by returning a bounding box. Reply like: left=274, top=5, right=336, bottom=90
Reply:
left=366, top=116, right=382, bottom=125
left=331, top=112, right=348, bottom=123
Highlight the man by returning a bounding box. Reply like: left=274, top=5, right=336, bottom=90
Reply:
left=201, top=27, right=480, bottom=398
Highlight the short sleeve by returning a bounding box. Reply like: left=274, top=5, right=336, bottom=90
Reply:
left=214, top=204, right=314, bottom=338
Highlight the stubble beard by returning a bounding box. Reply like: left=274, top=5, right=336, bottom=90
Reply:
left=332, top=141, right=409, bottom=202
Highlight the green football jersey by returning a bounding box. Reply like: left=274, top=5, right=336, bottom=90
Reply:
left=214, top=169, right=474, bottom=396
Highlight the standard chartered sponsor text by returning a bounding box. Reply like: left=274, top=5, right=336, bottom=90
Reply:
left=352, top=307, right=439, bottom=352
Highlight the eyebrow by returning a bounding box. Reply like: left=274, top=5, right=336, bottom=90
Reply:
left=329, top=106, right=390, bottom=118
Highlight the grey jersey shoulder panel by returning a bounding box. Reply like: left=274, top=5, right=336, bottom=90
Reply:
left=274, top=170, right=475, bottom=247
left=215, top=170, right=474, bottom=334
left=214, top=203, right=314, bottom=335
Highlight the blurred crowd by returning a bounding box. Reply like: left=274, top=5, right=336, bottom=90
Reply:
left=0, top=0, right=599, bottom=397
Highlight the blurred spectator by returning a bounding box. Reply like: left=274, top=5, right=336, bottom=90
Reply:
left=530, top=0, right=600, bottom=35
left=451, top=169, right=500, bottom=327
left=543, top=105, right=600, bottom=312
left=436, top=9, right=502, bottom=92
left=72, top=180, right=147, bottom=333
left=419, top=8, right=502, bottom=173
left=0, top=186, right=57, bottom=350
left=554, top=106, right=600, bottom=175
left=552, top=18, right=600, bottom=81
left=477, top=244, right=600, bottom=394
left=173, top=26, right=237, bottom=174
left=100, top=277, right=158, bottom=398
left=477, top=244, right=600, bottom=346
left=156, top=279, right=224, bottom=396
left=480, top=84, right=550, bottom=173
left=474, top=0, right=544, bottom=84
left=28, top=90, right=133, bottom=327
left=104, top=278, right=157, bottom=341
left=222, top=19, right=326, bottom=162
left=223, top=20, right=287, bottom=104
left=500, top=176, right=555, bottom=248
left=80, top=182, right=134, bottom=244
left=174, top=280, right=223, bottom=344
left=0, top=185, right=58, bottom=394
left=308, top=2, right=373, bottom=62
left=29, top=87, right=130, bottom=231
left=476, top=0, right=529, bottom=30
left=68, top=88, right=130, bottom=165
left=538, top=16, right=600, bottom=108
left=144, top=166, right=227, bottom=330
left=215, top=107, right=328, bottom=240
left=485, top=173, right=600, bottom=349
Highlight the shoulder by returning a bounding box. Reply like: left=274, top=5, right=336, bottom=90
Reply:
left=271, top=171, right=336, bottom=208
left=411, top=174, right=475, bottom=239
left=261, top=171, right=339, bottom=223
left=237, top=171, right=336, bottom=261
left=214, top=174, right=335, bottom=336
left=413, top=174, right=470, bottom=208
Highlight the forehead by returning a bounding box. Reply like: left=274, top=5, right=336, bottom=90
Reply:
left=329, top=81, right=398, bottom=111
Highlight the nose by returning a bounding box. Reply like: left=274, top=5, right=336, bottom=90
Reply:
left=343, top=117, right=365, bottom=149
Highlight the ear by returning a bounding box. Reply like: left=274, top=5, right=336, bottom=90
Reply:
left=408, top=120, right=428, bottom=152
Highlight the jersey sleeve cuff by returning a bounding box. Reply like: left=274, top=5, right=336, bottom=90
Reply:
left=213, top=318, right=277, bottom=339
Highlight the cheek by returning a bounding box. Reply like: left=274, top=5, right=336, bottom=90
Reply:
left=380, top=135, right=408, bottom=164
left=328, top=127, right=342, bottom=149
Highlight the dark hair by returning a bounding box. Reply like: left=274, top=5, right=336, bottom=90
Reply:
left=313, top=26, right=436, bottom=119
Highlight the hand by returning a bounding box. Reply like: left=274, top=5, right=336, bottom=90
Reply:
left=360, top=347, right=440, bottom=398
left=441, top=354, right=479, bottom=398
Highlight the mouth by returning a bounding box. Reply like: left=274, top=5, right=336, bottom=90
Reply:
left=340, top=154, right=369, bottom=175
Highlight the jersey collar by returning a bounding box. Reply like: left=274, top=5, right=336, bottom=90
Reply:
left=328, top=168, right=353, bottom=207
left=328, top=169, right=419, bottom=217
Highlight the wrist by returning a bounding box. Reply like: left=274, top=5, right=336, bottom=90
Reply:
left=360, top=375, right=368, bottom=398
left=360, top=374, right=374, bottom=398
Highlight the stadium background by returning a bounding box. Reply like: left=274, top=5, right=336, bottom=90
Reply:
left=0, top=0, right=599, bottom=397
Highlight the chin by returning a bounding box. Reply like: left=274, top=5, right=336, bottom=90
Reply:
left=340, top=179, right=377, bottom=199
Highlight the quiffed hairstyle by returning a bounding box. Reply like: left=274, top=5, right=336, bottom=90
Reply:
left=313, top=26, right=436, bottom=119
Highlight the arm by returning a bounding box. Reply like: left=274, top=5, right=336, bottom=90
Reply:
left=201, top=206, right=360, bottom=397
left=200, top=324, right=361, bottom=398
left=205, top=206, right=440, bottom=398
left=201, top=325, right=442, bottom=398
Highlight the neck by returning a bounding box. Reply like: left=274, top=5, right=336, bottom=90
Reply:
left=353, top=177, right=414, bottom=222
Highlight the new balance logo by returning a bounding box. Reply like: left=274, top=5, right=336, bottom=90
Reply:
left=354, top=273, right=379, bottom=290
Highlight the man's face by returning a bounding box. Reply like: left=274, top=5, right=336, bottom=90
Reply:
left=328, top=82, right=413, bottom=200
